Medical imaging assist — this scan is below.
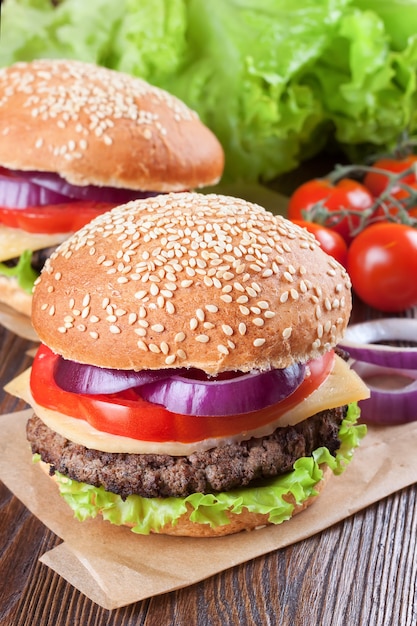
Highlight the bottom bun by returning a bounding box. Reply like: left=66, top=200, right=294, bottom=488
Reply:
left=39, top=460, right=332, bottom=538
left=0, top=275, right=32, bottom=317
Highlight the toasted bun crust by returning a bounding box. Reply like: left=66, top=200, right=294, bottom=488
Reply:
left=0, top=275, right=32, bottom=317
left=0, top=59, right=224, bottom=191
left=32, top=193, right=352, bottom=374
left=39, top=460, right=331, bottom=537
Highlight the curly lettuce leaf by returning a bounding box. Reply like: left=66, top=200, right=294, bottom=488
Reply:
left=0, top=0, right=127, bottom=66
left=3, top=0, right=417, bottom=182
left=46, top=403, right=366, bottom=535
left=0, top=250, right=38, bottom=293
left=307, top=9, right=417, bottom=151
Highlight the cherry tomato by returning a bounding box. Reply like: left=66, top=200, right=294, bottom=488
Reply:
left=0, top=201, right=117, bottom=234
left=347, top=223, right=417, bottom=312
left=30, top=344, right=335, bottom=444
left=288, top=178, right=374, bottom=244
left=363, top=155, right=417, bottom=197
left=291, top=219, right=348, bottom=267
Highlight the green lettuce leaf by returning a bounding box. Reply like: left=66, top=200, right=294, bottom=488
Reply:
left=0, top=250, right=38, bottom=293
left=0, top=0, right=127, bottom=66
left=3, top=0, right=417, bottom=183
left=45, top=403, right=366, bottom=535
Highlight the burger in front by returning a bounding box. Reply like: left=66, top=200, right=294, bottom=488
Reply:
left=0, top=59, right=224, bottom=317
left=16, top=193, right=369, bottom=537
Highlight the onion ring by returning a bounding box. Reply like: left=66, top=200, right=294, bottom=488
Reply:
left=15, top=170, right=158, bottom=204
left=351, top=360, right=417, bottom=425
left=339, top=318, right=417, bottom=369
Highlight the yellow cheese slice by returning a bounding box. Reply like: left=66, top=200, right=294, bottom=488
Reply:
left=0, top=225, right=69, bottom=262
left=7, top=355, right=369, bottom=456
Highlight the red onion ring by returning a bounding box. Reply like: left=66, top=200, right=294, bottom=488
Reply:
left=339, top=318, right=417, bottom=369
left=54, top=359, right=174, bottom=394
left=351, top=360, right=417, bottom=425
left=0, top=172, right=70, bottom=207
left=13, top=170, right=158, bottom=204
left=138, top=364, right=306, bottom=416
left=53, top=356, right=306, bottom=417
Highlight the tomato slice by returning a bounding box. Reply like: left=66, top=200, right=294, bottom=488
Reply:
left=30, top=345, right=335, bottom=443
left=0, top=201, right=117, bottom=234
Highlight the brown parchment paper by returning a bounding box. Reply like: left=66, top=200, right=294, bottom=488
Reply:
left=0, top=409, right=416, bottom=609
left=0, top=302, right=39, bottom=342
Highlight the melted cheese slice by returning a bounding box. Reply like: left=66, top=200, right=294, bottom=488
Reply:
left=7, top=355, right=369, bottom=456
left=0, top=225, right=69, bottom=262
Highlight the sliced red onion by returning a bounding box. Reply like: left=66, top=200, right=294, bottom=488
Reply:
left=0, top=172, right=70, bottom=207
left=339, top=318, right=417, bottom=369
left=53, top=356, right=306, bottom=416
left=351, top=360, right=417, bottom=425
left=54, top=359, right=174, bottom=394
left=14, top=170, right=158, bottom=204
left=138, top=363, right=306, bottom=416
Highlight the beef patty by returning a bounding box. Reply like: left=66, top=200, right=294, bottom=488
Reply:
left=27, top=405, right=347, bottom=499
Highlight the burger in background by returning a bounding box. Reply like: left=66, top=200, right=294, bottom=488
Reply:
left=0, top=59, right=224, bottom=318
left=13, top=192, right=370, bottom=537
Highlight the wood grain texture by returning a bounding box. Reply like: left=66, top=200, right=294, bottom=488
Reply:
left=0, top=307, right=416, bottom=625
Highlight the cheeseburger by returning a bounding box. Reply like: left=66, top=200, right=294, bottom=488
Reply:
left=18, top=193, right=369, bottom=537
left=0, top=59, right=224, bottom=317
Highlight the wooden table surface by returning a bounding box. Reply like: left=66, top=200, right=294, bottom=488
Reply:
left=0, top=303, right=416, bottom=626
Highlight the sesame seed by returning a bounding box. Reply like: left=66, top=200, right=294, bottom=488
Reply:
left=109, top=325, right=121, bottom=334
left=151, top=324, right=165, bottom=332
left=222, top=324, right=234, bottom=336
left=196, top=334, right=209, bottom=343
left=174, top=332, right=185, bottom=342
left=282, top=327, right=292, bottom=339
left=253, top=338, right=266, bottom=347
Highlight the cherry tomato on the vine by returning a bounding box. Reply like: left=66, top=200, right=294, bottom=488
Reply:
left=291, top=219, right=348, bottom=267
left=363, top=155, right=417, bottom=197
left=363, top=155, right=417, bottom=220
left=288, top=178, right=374, bottom=244
left=347, top=223, right=417, bottom=312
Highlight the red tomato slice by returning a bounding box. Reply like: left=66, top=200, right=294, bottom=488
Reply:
left=0, top=201, right=117, bottom=234
left=30, top=345, right=335, bottom=443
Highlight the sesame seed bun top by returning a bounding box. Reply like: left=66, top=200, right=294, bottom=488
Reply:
left=31, top=193, right=352, bottom=374
left=0, top=59, right=224, bottom=191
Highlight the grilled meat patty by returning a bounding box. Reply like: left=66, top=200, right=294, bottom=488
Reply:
left=27, top=405, right=347, bottom=499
